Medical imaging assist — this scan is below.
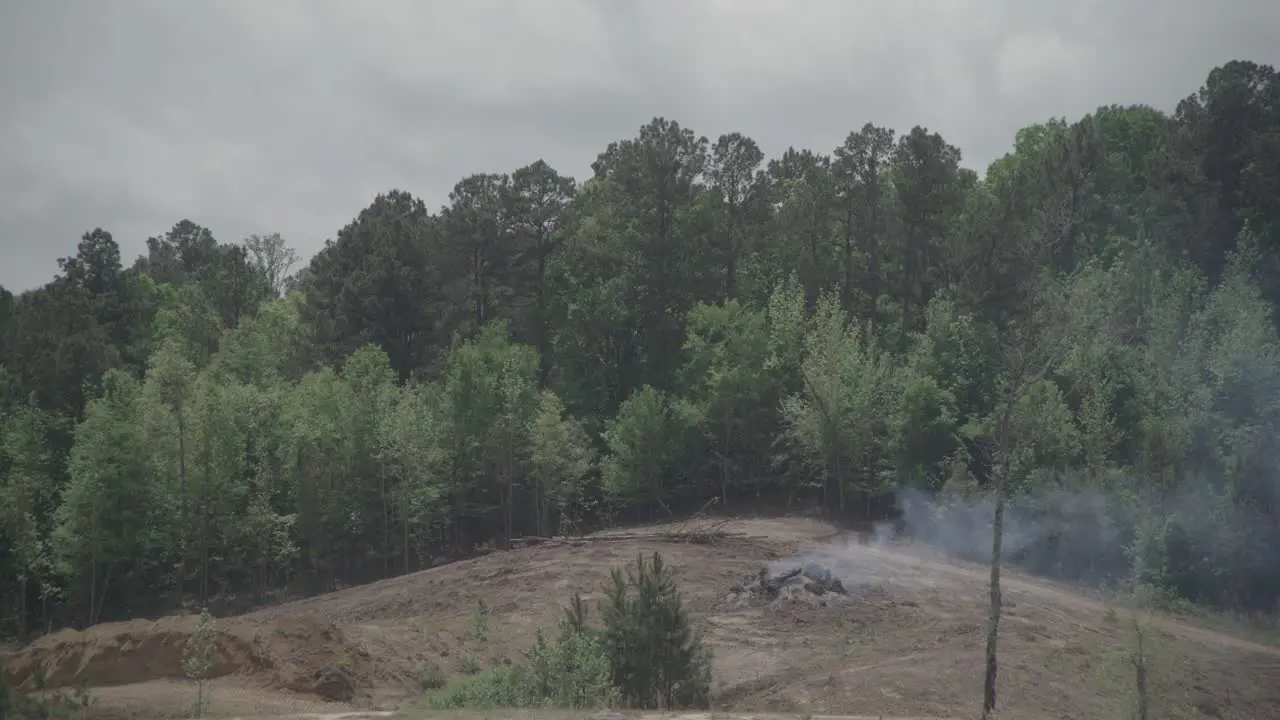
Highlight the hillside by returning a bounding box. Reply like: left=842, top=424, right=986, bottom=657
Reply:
left=6, top=517, right=1278, bottom=720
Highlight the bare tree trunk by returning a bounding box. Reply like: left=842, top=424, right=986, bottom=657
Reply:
left=177, top=411, right=188, bottom=611
left=536, top=250, right=552, bottom=388
left=843, top=203, right=855, bottom=313
left=89, top=495, right=100, bottom=627
left=402, top=483, right=410, bottom=575
left=721, top=419, right=732, bottom=507
left=17, top=577, right=26, bottom=640
left=835, top=449, right=845, bottom=512
left=982, top=490, right=1005, bottom=719
left=1133, top=615, right=1149, bottom=720
left=200, top=494, right=210, bottom=608
left=983, top=390, right=1017, bottom=719
left=95, top=569, right=109, bottom=627
left=380, top=473, right=391, bottom=577
left=867, top=183, right=880, bottom=335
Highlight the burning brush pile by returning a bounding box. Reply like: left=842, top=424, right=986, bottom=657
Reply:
left=727, top=562, right=850, bottom=608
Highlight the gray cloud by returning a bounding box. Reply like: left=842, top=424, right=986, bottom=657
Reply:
left=1, top=0, right=1277, bottom=291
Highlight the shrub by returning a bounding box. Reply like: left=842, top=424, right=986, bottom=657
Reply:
left=456, top=651, right=480, bottom=676
left=427, top=664, right=532, bottom=709
left=426, top=551, right=711, bottom=711
left=1, top=670, right=94, bottom=719
left=523, top=604, right=617, bottom=708
left=469, top=598, right=490, bottom=641
left=428, top=597, right=616, bottom=710
left=418, top=661, right=446, bottom=690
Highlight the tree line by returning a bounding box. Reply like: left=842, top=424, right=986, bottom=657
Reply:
left=1, top=60, right=1279, bottom=636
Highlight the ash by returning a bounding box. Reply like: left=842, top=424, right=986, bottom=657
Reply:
left=727, top=562, right=849, bottom=608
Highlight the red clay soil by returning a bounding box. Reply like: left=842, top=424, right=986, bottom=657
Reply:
left=5, top=517, right=1279, bottom=719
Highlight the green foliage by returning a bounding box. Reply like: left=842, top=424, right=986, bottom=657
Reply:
left=521, top=623, right=618, bottom=709
left=52, top=370, right=170, bottom=624
left=429, top=556, right=709, bottom=711
left=1092, top=589, right=1181, bottom=720
left=428, top=599, right=617, bottom=710
left=469, top=598, right=490, bottom=642
left=780, top=291, right=897, bottom=508
left=0, top=403, right=60, bottom=635
left=599, top=553, right=712, bottom=710
left=0, top=672, right=94, bottom=720
left=601, top=386, right=696, bottom=514
left=183, top=608, right=216, bottom=717
left=4, top=58, right=1280, bottom=636
left=457, top=651, right=480, bottom=676
left=528, top=391, right=596, bottom=536
left=681, top=300, right=778, bottom=502
left=427, top=663, right=529, bottom=709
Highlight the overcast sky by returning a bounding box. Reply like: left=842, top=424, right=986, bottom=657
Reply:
left=1, top=0, right=1277, bottom=292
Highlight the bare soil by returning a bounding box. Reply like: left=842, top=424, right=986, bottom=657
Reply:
left=5, top=517, right=1279, bottom=719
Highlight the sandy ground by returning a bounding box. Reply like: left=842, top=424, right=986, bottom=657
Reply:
left=6, top=516, right=1280, bottom=719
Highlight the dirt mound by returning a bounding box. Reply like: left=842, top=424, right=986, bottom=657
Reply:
left=253, top=616, right=377, bottom=702
left=4, top=613, right=381, bottom=705
left=6, top=615, right=257, bottom=689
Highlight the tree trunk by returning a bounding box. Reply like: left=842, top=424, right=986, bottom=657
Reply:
left=536, top=250, right=551, bottom=387
left=835, top=448, right=845, bottom=512
left=867, top=179, right=880, bottom=334
left=200, top=494, right=210, bottom=608
left=536, top=480, right=550, bottom=538
left=92, top=565, right=113, bottom=628
left=502, top=476, right=514, bottom=550
left=720, top=419, right=732, bottom=507
left=982, top=392, right=1017, bottom=719
left=17, top=577, right=27, bottom=640
left=402, top=484, right=410, bottom=575
left=843, top=203, right=855, bottom=313
left=725, top=243, right=738, bottom=300
left=89, top=494, right=100, bottom=627
left=177, top=411, right=188, bottom=610
left=1133, top=615, right=1149, bottom=720
left=982, top=490, right=1004, bottom=719
left=380, top=473, right=390, bottom=577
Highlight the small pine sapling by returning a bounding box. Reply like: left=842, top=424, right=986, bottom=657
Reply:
left=183, top=608, right=216, bottom=717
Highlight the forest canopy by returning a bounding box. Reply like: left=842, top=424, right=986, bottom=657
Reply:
left=2, top=59, right=1279, bottom=636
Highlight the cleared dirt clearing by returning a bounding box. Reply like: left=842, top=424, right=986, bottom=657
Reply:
left=6, top=517, right=1279, bottom=719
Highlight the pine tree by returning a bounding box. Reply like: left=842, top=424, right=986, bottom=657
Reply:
left=182, top=608, right=216, bottom=717
left=599, top=552, right=711, bottom=709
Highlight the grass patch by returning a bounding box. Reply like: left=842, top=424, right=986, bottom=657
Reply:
left=424, top=626, right=616, bottom=710
left=1175, top=605, right=1280, bottom=646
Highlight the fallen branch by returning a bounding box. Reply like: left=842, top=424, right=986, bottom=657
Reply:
left=581, top=530, right=749, bottom=543
left=509, top=536, right=554, bottom=548
left=763, top=567, right=803, bottom=593
left=673, top=497, right=721, bottom=537
left=510, top=529, right=760, bottom=550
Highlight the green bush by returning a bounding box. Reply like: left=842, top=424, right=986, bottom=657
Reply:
left=524, top=623, right=618, bottom=708
left=1, top=671, right=94, bottom=720
left=428, top=600, right=616, bottom=709
left=426, top=664, right=532, bottom=709
left=426, top=551, right=711, bottom=711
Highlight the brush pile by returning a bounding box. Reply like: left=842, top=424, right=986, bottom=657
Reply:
left=727, top=562, right=849, bottom=608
